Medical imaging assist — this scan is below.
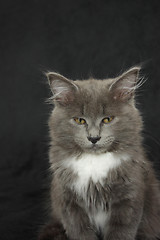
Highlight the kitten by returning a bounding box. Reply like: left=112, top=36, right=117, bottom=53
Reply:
left=39, top=67, right=160, bottom=240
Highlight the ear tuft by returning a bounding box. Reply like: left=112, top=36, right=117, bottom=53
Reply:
left=46, top=72, right=78, bottom=105
left=109, top=66, right=143, bottom=101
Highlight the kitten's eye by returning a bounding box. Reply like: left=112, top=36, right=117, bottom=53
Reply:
left=74, top=118, right=86, bottom=125
left=102, top=116, right=114, bottom=124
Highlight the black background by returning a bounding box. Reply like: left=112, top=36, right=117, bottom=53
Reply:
left=0, top=1, right=160, bottom=239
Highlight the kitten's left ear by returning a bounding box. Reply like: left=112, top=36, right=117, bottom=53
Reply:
left=46, top=72, right=79, bottom=106
left=109, top=66, right=141, bottom=101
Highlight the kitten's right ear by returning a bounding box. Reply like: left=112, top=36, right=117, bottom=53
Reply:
left=46, top=72, right=79, bottom=106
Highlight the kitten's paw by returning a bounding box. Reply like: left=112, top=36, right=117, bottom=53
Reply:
left=38, top=223, right=68, bottom=240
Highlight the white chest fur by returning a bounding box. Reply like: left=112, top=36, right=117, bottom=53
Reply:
left=65, top=152, right=129, bottom=196
left=89, top=207, right=110, bottom=232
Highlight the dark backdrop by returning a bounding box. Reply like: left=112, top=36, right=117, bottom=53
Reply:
left=0, top=0, right=160, bottom=239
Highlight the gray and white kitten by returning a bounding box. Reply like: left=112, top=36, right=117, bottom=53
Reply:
left=39, top=67, right=160, bottom=240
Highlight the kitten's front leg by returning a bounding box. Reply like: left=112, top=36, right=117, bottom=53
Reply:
left=104, top=199, right=143, bottom=240
left=62, top=200, right=98, bottom=240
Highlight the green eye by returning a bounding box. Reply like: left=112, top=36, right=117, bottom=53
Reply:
left=74, top=118, right=86, bottom=125
left=102, top=116, right=114, bottom=124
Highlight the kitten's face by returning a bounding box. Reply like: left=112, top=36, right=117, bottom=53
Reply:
left=48, top=68, right=143, bottom=154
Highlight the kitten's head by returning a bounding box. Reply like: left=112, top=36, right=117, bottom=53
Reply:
left=47, top=67, right=143, bottom=154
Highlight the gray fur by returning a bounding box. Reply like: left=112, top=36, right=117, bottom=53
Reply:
left=40, top=67, right=160, bottom=240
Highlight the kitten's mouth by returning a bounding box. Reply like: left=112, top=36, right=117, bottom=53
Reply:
left=87, top=143, right=105, bottom=153
left=85, top=140, right=117, bottom=153
left=87, top=147, right=106, bottom=154
left=91, top=144, right=99, bottom=149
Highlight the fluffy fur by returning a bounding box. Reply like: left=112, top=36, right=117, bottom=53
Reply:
left=64, top=153, right=129, bottom=197
left=39, top=67, right=160, bottom=240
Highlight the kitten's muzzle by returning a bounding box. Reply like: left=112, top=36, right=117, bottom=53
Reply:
left=87, top=136, right=101, bottom=144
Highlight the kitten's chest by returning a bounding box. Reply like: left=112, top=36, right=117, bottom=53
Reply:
left=66, top=152, right=128, bottom=198
left=65, top=152, right=129, bottom=232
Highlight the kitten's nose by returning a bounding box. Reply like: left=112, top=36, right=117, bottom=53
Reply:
left=87, top=136, right=101, bottom=144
